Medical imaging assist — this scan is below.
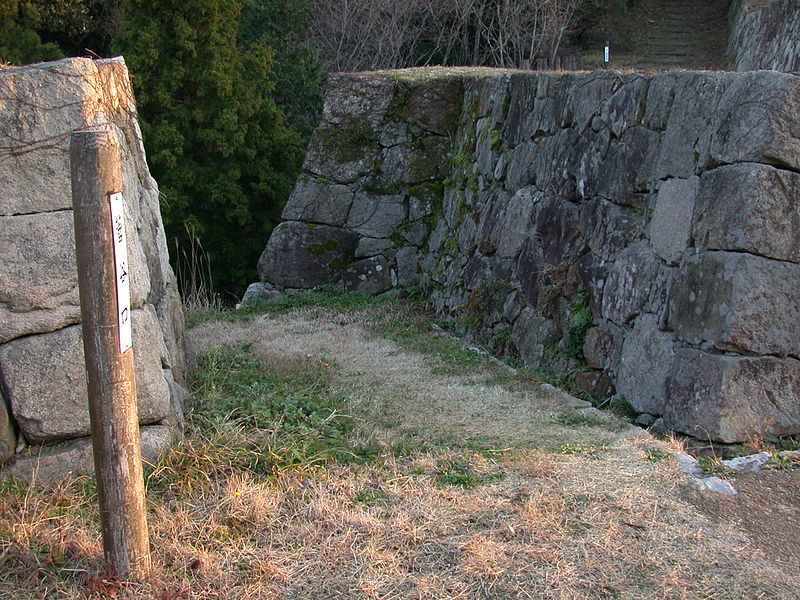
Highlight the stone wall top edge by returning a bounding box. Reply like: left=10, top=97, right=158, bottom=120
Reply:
left=0, top=56, right=101, bottom=77
left=325, top=67, right=781, bottom=90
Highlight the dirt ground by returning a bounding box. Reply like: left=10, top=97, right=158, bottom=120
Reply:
left=683, top=469, right=800, bottom=580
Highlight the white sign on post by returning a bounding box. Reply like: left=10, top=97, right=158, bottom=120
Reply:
left=109, top=192, right=132, bottom=354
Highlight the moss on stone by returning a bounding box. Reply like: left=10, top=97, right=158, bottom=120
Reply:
left=314, top=118, right=378, bottom=164
left=306, top=238, right=339, bottom=256
left=409, top=181, right=445, bottom=210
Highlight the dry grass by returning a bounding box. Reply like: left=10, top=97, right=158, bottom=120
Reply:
left=2, top=303, right=797, bottom=599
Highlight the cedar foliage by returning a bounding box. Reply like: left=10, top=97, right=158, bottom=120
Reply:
left=114, top=0, right=306, bottom=298
left=0, top=0, right=62, bottom=64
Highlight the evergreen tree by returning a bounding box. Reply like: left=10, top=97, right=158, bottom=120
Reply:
left=115, top=0, right=304, bottom=298
left=239, top=0, right=323, bottom=141
left=0, top=0, right=62, bottom=64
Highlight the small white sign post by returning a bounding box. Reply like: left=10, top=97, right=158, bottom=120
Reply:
left=108, top=192, right=132, bottom=354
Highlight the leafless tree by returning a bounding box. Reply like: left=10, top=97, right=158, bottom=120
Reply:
left=311, top=0, right=585, bottom=71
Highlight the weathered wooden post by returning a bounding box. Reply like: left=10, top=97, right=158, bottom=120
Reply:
left=70, top=128, right=151, bottom=580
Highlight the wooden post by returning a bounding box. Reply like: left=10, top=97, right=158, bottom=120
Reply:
left=70, top=128, right=151, bottom=580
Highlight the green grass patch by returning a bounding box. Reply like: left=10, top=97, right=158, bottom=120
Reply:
left=436, top=459, right=479, bottom=488
left=554, top=412, right=604, bottom=428
left=644, top=448, right=671, bottom=463
left=557, top=442, right=611, bottom=457
left=188, top=285, right=387, bottom=328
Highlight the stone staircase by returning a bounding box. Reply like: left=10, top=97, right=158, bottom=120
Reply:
left=635, top=0, right=729, bottom=70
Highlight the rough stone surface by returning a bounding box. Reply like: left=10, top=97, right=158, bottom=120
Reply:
left=510, top=308, right=559, bottom=368
left=1, top=309, right=172, bottom=443
left=281, top=178, right=354, bottom=227
left=669, top=251, right=800, bottom=357
left=257, top=221, right=359, bottom=289
left=601, top=241, right=661, bottom=326
left=254, top=67, right=800, bottom=442
left=616, top=314, right=675, bottom=415
left=343, top=256, right=392, bottom=295
left=666, top=349, right=800, bottom=443
left=710, top=71, right=800, bottom=172
left=395, top=247, right=420, bottom=288
left=582, top=321, right=624, bottom=372
left=635, top=413, right=657, bottom=427
left=723, top=452, right=772, bottom=472
left=355, top=237, right=395, bottom=259
left=693, top=477, right=738, bottom=496
left=346, top=192, right=406, bottom=238
left=1, top=425, right=175, bottom=483
left=0, top=58, right=186, bottom=474
left=728, top=0, right=800, bottom=73
left=0, top=211, right=80, bottom=343
left=649, top=177, right=698, bottom=265
left=694, top=163, right=800, bottom=263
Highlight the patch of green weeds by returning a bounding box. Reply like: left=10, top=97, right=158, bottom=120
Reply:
left=436, top=459, right=479, bottom=488
left=435, top=455, right=506, bottom=488
left=644, top=448, right=671, bottom=463
left=557, top=442, right=611, bottom=457
left=353, top=489, right=390, bottom=506
left=555, top=412, right=604, bottom=428
left=566, top=286, right=593, bottom=360
left=697, top=457, right=734, bottom=479
left=305, top=238, right=339, bottom=256
left=489, top=129, right=504, bottom=152
left=608, top=395, right=638, bottom=423
left=191, top=285, right=387, bottom=327
left=764, top=453, right=800, bottom=471
left=148, top=343, right=365, bottom=492
left=372, top=305, right=485, bottom=375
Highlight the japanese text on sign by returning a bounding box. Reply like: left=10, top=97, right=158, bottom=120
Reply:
left=109, top=192, right=132, bottom=353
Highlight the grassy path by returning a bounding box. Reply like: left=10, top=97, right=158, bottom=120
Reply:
left=1, top=300, right=798, bottom=598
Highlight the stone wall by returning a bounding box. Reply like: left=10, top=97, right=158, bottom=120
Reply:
left=254, top=68, right=800, bottom=444
left=728, top=0, right=800, bottom=72
left=0, top=58, right=187, bottom=480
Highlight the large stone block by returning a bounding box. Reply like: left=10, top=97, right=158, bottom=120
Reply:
left=594, top=127, right=660, bottom=201
left=0, top=212, right=80, bottom=343
left=346, top=192, right=406, bottom=238
left=693, top=164, right=800, bottom=263
left=0, top=59, right=98, bottom=215
left=655, top=71, right=734, bottom=179
left=616, top=314, right=676, bottom=415
left=281, top=178, right=355, bottom=227
left=477, top=186, right=540, bottom=260
left=600, top=241, right=661, bottom=326
left=710, top=71, right=800, bottom=171
left=599, top=74, right=649, bottom=138
left=581, top=199, right=646, bottom=261
left=395, top=246, right=420, bottom=288
left=303, top=121, right=382, bottom=185
left=257, top=221, right=359, bottom=289
left=582, top=320, right=624, bottom=372
left=668, top=251, right=800, bottom=357
left=665, top=349, right=800, bottom=443
left=321, top=74, right=396, bottom=126
left=0, top=308, right=172, bottom=443
left=342, top=256, right=391, bottom=295
left=535, top=195, right=585, bottom=267
left=510, top=308, right=559, bottom=369
left=0, top=425, right=175, bottom=483
left=649, top=177, right=698, bottom=266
